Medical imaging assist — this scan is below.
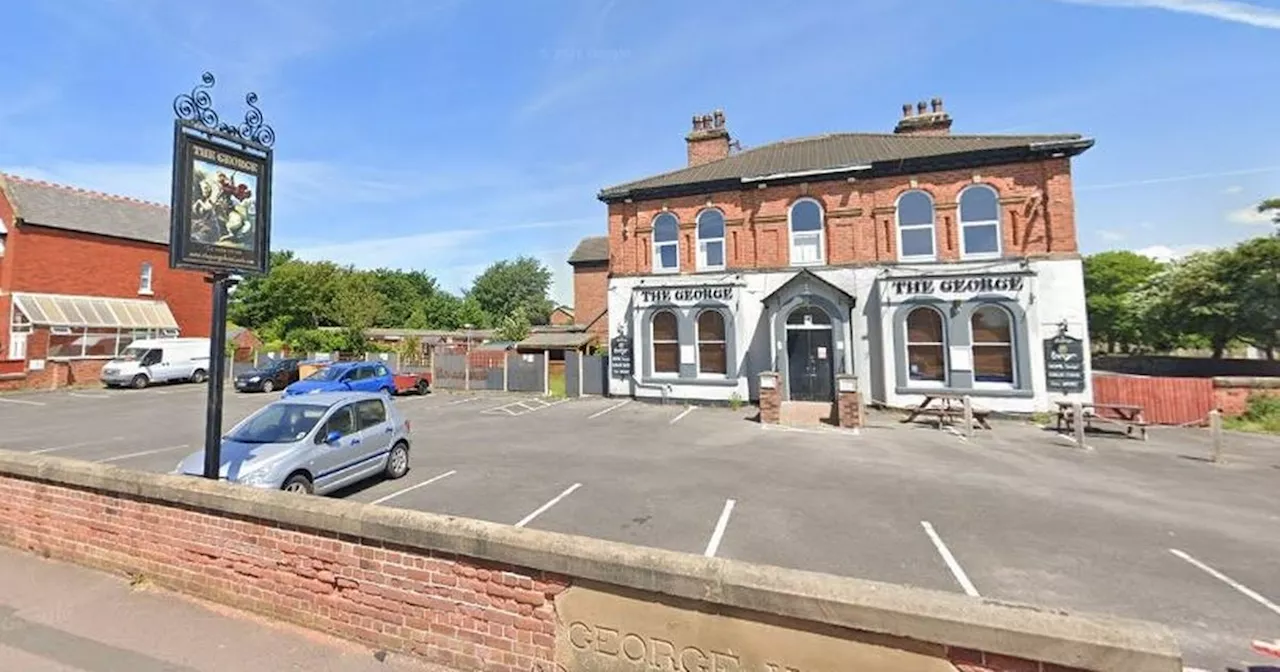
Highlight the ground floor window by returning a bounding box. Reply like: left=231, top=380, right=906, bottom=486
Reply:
left=696, top=310, right=726, bottom=374
left=47, top=327, right=178, bottom=359
left=971, top=305, right=1014, bottom=384
left=905, top=306, right=947, bottom=383
left=651, top=310, right=680, bottom=374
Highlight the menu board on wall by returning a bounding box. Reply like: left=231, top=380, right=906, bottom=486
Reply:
left=610, top=335, right=633, bottom=379
left=1043, top=333, right=1086, bottom=393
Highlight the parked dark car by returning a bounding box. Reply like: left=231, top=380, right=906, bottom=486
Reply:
left=234, top=358, right=302, bottom=393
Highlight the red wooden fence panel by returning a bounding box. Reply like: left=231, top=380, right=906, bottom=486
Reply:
left=1091, top=373, right=1214, bottom=425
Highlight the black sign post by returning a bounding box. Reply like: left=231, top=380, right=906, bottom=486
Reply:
left=168, top=72, right=275, bottom=480
left=610, top=335, right=633, bottom=379
left=1043, top=327, right=1086, bottom=394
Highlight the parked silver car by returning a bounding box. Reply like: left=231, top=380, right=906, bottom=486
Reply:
left=174, top=391, right=412, bottom=495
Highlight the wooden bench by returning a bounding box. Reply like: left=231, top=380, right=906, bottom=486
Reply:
left=902, top=395, right=993, bottom=430
left=1055, top=401, right=1148, bottom=441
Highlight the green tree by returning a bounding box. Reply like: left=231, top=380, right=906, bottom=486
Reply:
left=494, top=307, right=532, bottom=342
left=1260, top=198, right=1280, bottom=233
left=457, top=295, right=489, bottom=329
left=405, top=304, right=431, bottom=330
left=1083, top=251, right=1164, bottom=353
left=331, top=271, right=385, bottom=335
left=1226, top=236, right=1280, bottom=359
left=468, top=257, right=554, bottom=325
left=1139, top=249, right=1241, bottom=358
left=228, top=254, right=343, bottom=334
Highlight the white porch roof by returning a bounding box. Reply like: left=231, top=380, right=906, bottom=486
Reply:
left=12, top=292, right=179, bottom=330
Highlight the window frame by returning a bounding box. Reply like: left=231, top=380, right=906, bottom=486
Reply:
left=788, top=198, right=826, bottom=266
left=139, top=262, right=154, bottom=295
left=651, top=212, right=681, bottom=274
left=317, top=404, right=358, bottom=443
left=969, top=304, right=1017, bottom=389
left=694, top=309, right=728, bottom=377
left=649, top=309, right=681, bottom=376
left=355, top=399, right=388, bottom=430
left=958, top=185, right=1003, bottom=259
left=895, top=190, right=937, bottom=262
left=695, top=208, right=726, bottom=271
left=904, top=305, right=948, bottom=388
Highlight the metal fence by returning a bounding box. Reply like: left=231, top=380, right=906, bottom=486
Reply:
left=582, top=354, right=606, bottom=395
left=564, top=351, right=581, bottom=397
left=506, top=352, right=546, bottom=393
left=431, top=351, right=506, bottom=390
left=1091, top=372, right=1214, bottom=425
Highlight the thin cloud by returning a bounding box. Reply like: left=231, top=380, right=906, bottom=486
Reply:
left=1134, top=244, right=1214, bottom=262
left=1222, top=185, right=1244, bottom=194
left=1058, top=0, right=1280, bottom=29
left=1099, top=230, right=1126, bottom=241
left=1226, top=205, right=1274, bottom=225
left=1077, top=165, right=1280, bottom=191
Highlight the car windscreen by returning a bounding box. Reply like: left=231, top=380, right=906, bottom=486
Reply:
left=115, top=348, right=147, bottom=362
left=227, top=403, right=329, bottom=444
left=305, top=366, right=346, bottom=381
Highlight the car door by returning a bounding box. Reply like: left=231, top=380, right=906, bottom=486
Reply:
left=310, top=404, right=362, bottom=493
left=353, top=365, right=379, bottom=392
left=283, top=360, right=300, bottom=385
left=372, top=364, right=394, bottom=393
left=144, top=348, right=171, bottom=382
left=352, top=398, right=395, bottom=477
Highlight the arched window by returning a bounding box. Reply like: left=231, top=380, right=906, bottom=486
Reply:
left=0, top=216, right=7, bottom=255
left=696, top=209, right=725, bottom=270
left=696, top=310, right=727, bottom=375
left=905, top=307, right=946, bottom=383
left=139, top=262, right=153, bottom=294
left=971, top=305, right=1014, bottom=385
left=788, top=199, right=824, bottom=265
left=652, top=213, right=680, bottom=272
left=651, top=310, right=680, bottom=375
left=959, top=185, right=1001, bottom=257
left=896, top=191, right=936, bottom=261
left=786, top=306, right=832, bottom=326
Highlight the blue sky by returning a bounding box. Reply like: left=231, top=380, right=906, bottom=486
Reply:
left=2, top=0, right=1277, bottom=305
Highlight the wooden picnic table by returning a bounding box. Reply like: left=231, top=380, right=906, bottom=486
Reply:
left=1055, top=401, right=1148, bottom=440
left=901, top=394, right=992, bottom=430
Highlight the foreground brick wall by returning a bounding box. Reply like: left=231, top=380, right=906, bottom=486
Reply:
left=0, top=474, right=565, bottom=671
left=1212, top=378, right=1280, bottom=417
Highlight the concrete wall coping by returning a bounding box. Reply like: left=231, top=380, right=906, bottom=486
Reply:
left=0, top=449, right=1182, bottom=672
left=1213, top=376, right=1280, bottom=389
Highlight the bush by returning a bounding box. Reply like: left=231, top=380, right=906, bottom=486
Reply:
left=1225, top=392, right=1280, bottom=434
left=728, top=392, right=744, bottom=411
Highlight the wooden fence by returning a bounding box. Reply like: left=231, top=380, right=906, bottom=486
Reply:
left=1091, top=373, right=1214, bottom=425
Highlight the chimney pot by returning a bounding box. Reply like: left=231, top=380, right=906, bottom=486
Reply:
left=902, top=103, right=912, bottom=118
left=917, top=101, right=928, bottom=115
left=931, top=97, right=942, bottom=113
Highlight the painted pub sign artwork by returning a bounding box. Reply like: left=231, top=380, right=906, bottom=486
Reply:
left=1044, top=330, right=1086, bottom=394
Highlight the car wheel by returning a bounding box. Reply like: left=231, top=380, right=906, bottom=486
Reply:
left=382, top=386, right=395, bottom=397
left=190, top=369, right=207, bottom=384
left=261, top=379, right=274, bottom=393
left=415, top=380, right=429, bottom=395
left=384, top=442, right=410, bottom=480
left=282, top=473, right=313, bottom=494
left=130, top=374, right=149, bottom=390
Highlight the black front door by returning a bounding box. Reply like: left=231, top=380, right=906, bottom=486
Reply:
left=786, top=329, right=834, bottom=401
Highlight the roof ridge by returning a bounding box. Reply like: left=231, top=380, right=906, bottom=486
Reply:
left=1, top=172, right=171, bottom=210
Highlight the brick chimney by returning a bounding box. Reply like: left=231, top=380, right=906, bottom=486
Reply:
left=893, top=97, right=952, bottom=136
left=686, top=109, right=731, bottom=167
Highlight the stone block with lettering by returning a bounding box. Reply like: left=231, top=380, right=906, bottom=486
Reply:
left=758, top=372, right=780, bottom=424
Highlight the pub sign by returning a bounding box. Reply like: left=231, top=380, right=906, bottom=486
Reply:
left=610, top=335, right=633, bottom=379
left=1043, top=332, right=1086, bottom=394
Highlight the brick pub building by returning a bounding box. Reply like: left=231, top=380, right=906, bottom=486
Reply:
left=571, top=99, right=1096, bottom=413
left=0, top=175, right=212, bottom=391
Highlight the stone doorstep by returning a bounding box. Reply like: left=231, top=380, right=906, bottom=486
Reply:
left=779, top=400, right=836, bottom=427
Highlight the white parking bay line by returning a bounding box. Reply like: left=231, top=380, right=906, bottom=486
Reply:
left=95, top=445, right=188, bottom=464
left=703, top=499, right=737, bottom=557
left=515, top=483, right=582, bottom=528
left=370, top=470, right=457, bottom=506
left=448, top=397, right=479, bottom=406
left=921, top=521, right=980, bottom=597
left=669, top=406, right=696, bottom=425
left=31, top=437, right=125, bottom=455
left=588, top=399, right=630, bottom=419
left=0, top=397, right=45, bottom=406
left=69, top=392, right=110, bottom=399
left=1170, top=548, right=1280, bottom=617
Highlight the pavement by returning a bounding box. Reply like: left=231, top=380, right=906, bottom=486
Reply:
left=0, top=545, right=447, bottom=672
left=1, top=382, right=1279, bottom=671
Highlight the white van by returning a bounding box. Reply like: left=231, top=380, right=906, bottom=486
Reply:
left=100, top=338, right=212, bottom=389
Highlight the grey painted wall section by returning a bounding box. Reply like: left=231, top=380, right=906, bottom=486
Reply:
left=890, top=295, right=1033, bottom=398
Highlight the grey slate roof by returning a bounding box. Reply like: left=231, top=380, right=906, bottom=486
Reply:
left=2, top=174, right=170, bottom=245
left=568, top=235, right=609, bottom=264
left=598, top=132, right=1090, bottom=200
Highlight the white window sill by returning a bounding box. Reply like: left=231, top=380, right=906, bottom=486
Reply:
left=138, top=289, right=155, bottom=296
left=697, top=266, right=726, bottom=273
left=960, top=252, right=1002, bottom=261
left=972, top=381, right=1016, bottom=390
left=789, top=259, right=825, bottom=267
left=897, top=256, right=938, bottom=264
left=652, top=267, right=680, bottom=275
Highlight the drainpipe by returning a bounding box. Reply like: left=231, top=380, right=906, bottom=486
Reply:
left=632, top=378, right=672, bottom=404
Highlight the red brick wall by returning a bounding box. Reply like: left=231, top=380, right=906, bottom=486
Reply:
left=607, top=158, right=1078, bottom=276
left=549, top=309, right=574, bottom=326
left=1213, top=383, right=1280, bottom=417
left=0, top=473, right=566, bottom=672
left=571, top=263, right=609, bottom=342
left=0, top=222, right=212, bottom=338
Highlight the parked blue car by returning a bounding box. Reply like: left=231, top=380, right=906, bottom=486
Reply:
left=283, top=361, right=396, bottom=397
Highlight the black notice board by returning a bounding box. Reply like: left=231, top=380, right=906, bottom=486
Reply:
left=610, top=335, right=633, bottom=379
left=1044, top=333, right=1086, bottom=393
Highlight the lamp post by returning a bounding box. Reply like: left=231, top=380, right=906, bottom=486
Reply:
left=463, top=323, right=474, bottom=390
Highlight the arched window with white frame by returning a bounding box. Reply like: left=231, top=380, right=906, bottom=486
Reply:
left=696, top=309, right=727, bottom=375
left=905, top=306, right=947, bottom=385
left=696, top=209, right=725, bottom=271
left=958, top=185, right=1002, bottom=258
left=971, top=305, right=1015, bottom=386
left=0, top=216, right=7, bottom=255
left=896, top=190, right=936, bottom=261
left=139, top=262, right=153, bottom=294
left=652, top=212, right=680, bottom=273
left=651, top=310, right=680, bottom=375
left=788, top=198, right=825, bottom=265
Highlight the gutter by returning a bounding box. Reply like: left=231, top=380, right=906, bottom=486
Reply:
left=740, top=164, right=872, bottom=184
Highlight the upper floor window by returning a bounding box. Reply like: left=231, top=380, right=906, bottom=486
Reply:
left=139, top=262, right=153, bottom=294
left=959, top=185, right=1002, bottom=258
left=0, top=216, right=7, bottom=255
left=652, top=213, right=680, bottom=273
left=696, top=209, right=725, bottom=271
left=896, top=191, right=936, bottom=261
left=651, top=310, right=680, bottom=375
left=696, top=309, right=727, bottom=375
left=789, top=199, right=825, bottom=266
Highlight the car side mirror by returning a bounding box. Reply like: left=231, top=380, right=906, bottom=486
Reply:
left=325, top=430, right=341, bottom=444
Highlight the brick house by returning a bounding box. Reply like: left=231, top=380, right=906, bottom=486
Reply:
left=576, top=99, right=1096, bottom=412
left=548, top=305, right=575, bottom=326
left=0, top=174, right=212, bottom=391
left=567, top=236, right=609, bottom=343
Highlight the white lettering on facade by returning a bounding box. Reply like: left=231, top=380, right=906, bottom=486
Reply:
left=892, top=275, right=1024, bottom=296
left=639, top=286, right=735, bottom=305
